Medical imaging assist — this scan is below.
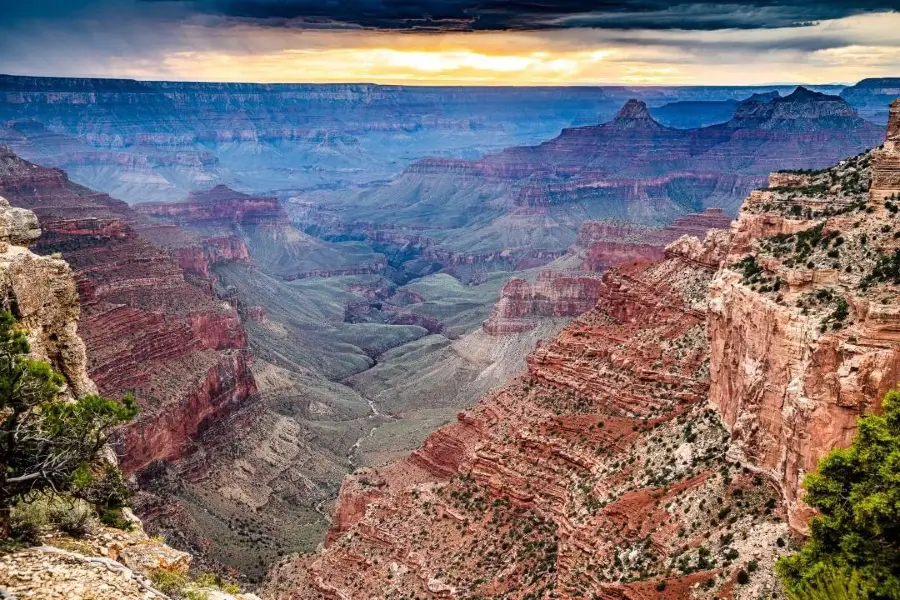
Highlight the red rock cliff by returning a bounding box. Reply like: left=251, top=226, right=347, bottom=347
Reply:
left=0, top=147, right=257, bottom=474
left=708, top=101, right=900, bottom=531
left=266, top=231, right=792, bottom=600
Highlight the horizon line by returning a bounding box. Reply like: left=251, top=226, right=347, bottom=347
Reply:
left=0, top=72, right=862, bottom=89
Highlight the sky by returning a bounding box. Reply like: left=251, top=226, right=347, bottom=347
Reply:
left=1, top=1, right=899, bottom=85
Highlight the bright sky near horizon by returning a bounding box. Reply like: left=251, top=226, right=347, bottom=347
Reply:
left=1, top=1, right=899, bottom=85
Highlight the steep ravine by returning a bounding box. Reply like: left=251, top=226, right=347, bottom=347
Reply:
left=0, top=198, right=257, bottom=600
left=263, top=98, right=900, bottom=600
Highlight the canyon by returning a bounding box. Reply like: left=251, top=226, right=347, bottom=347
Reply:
left=292, top=88, right=882, bottom=276
left=263, top=100, right=900, bottom=598
left=0, top=196, right=257, bottom=600
left=0, top=145, right=568, bottom=582
left=0, top=146, right=257, bottom=475
left=0, top=75, right=895, bottom=593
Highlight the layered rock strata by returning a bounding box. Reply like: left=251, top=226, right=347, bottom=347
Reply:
left=0, top=198, right=255, bottom=600
left=265, top=99, right=900, bottom=599
left=265, top=233, right=791, bottom=599
left=708, top=99, right=900, bottom=530
left=483, top=209, right=732, bottom=335
left=579, top=209, right=732, bottom=273
left=0, top=147, right=256, bottom=474
left=482, top=271, right=606, bottom=334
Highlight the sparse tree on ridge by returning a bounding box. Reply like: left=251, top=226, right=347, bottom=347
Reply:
left=0, top=311, right=137, bottom=538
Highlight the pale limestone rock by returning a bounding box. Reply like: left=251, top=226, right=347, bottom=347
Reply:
left=0, top=198, right=96, bottom=398
left=0, top=195, right=40, bottom=245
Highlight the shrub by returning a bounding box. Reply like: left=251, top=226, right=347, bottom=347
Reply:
left=785, top=566, right=868, bottom=600
left=0, top=311, right=137, bottom=536
left=777, top=388, right=900, bottom=598
left=46, top=497, right=95, bottom=537
left=150, top=569, right=190, bottom=596
left=863, top=249, right=900, bottom=288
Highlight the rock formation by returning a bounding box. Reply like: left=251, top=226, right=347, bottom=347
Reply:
left=0, top=198, right=256, bottom=600
left=869, top=99, right=900, bottom=204
left=840, top=78, right=900, bottom=123
left=137, top=185, right=385, bottom=282
left=0, top=147, right=257, bottom=474
left=482, top=271, right=606, bottom=334
left=265, top=232, right=792, bottom=599
left=708, top=99, right=900, bottom=531
left=483, top=209, right=733, bottom=335
left=0, top=196, right=96, bottom=398
left=265, top=99, right=900, bottom=598
left=579, top=208, right=732, bottom=273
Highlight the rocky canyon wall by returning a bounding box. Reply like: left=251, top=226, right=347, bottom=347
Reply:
left=483, top=208, right=733, bottom=335
left=265, top=99, right=900, bottom=598
left=0, top=196, right=97, bottom=399
left=708, top=103, right=900, bottom=530
left=266, top=231, right=793, bottom=600
left=0, top=146, right=257, bottom=474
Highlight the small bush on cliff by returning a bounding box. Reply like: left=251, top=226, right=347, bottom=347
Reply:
left=0, top=311, right=137, bottom=538
left=862, top=249, right=900, bottom=289
left=785, top=566, right=868, bottom=600
left=776, top=388, right=900, bottom=599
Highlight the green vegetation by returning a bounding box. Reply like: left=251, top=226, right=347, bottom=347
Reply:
left=0, top=311, right=137, bottom=538
left=776, top=168, right=827, bottom=176
left=785, top=566, right=868, bottom=600
left=149, top=570, right=241, bottom=600
left=862, top=249, right=900, bottom=289
left=732, top=254, right=782, bottom=292
left=777, top=388, right=900, bottom=599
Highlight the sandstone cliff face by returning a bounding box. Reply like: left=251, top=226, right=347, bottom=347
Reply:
left=482, top=271, right=606, bottom=334
left=0, top=147, right=257, bottom=474
left=0, top=195, right=96, bottom=399
left=265, top=232, right=791, bottom=600
left=483, top=209, right=732, bottom=335
left=0, top=197, right=260, bottom=600
left=707, top=100, right=900, bottom=531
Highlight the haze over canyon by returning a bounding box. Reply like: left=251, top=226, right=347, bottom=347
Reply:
left=0, top=3, right=900, bottom=597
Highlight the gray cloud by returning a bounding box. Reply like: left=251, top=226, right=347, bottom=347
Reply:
left=0, top=0, right=898, bottom=81
left=150, top=0, right=900, bottom=31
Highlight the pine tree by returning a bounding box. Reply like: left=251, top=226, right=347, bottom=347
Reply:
left=0, top=311, right=136, bottom=537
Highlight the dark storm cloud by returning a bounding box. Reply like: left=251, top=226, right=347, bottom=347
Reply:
left=139, top=0, right=900, bottom=31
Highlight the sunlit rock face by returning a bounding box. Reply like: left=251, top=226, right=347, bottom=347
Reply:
left=709, top=101, right=900, bottom=531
